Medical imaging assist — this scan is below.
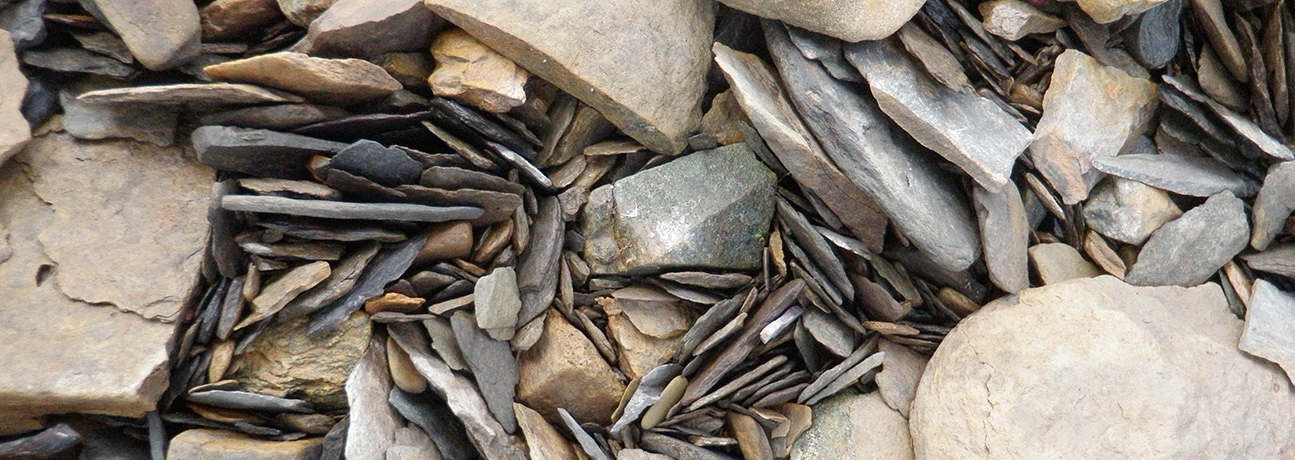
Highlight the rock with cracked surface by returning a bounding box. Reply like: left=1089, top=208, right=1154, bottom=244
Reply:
left=1082, top=177, right=1183, bottom=245
left=79, top=0, right=200, bottom=70
left=429, top=28, right=529, bottom=113
left=0, top=31, right=29, bottom=167
left=204, top=52, right=402, bottom=106
left=1126, top=192, right=1248, bottom=287
left=911, top=276, right=1295, bottom=458
left=1028, top=50, right=1158, bottom=204
left=1251, top=161, right=1295, bottom=250
left=973, top=183, right=1029, bottom=293
left=583, top=143, right=776, bottom=275
left=791, top=391, right=913, bottom=460
left=980, top=0, right=1066, bottom=41
left=719, top=0, right=923, bottom=42
left=1240, top=280, right=1295, bottom=385
left=0, top=132, right=211, bottom=428
left=232, top=311, right=372, bottom=410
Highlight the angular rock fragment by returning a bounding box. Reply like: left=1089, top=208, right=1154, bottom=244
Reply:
left=77, top=83, right=306, bottom=106
left=166, top=429, right=323, bottom=459
left=80, top=0, right=200, bottom=70
left=973, top=184, right=1029, bottom=293
left=583, top=143, right=776, bottom=275
left=424, top=0, right=713, bottom=154
left=193, top=126, right=348, bottom=178
left=911, top=277, right=1295, bottom=458
left=1029, top=243, right=1102, bottom=285
left=345, top=337, right=400, bottom=460
left=233, top=311, right=371, bottom=410
left=204, top=52, right=402, bottom=106
left=330, top=140, right=422, bottom=187
left=236, top=261, right=331, bottom=329
left=277, top=0, right=334, bottom=26
left=1251, top=161, right=1295, bottom=250
left=515, top=403, right=578, bottom=460
left=1126, top=192, right=1248, bottom=287
left=0, top=0, right=46, bottom=52
left=893, top=23, right=971, bottom=93
left=1240, top=280, right=1295, bottom=385
left=517, top=309, right=626, bottom=425
left=1190, top=0, right=1247, bottom=82
left=719, top=0, right=923, bottom=42
left=792, top=392, right=913, bottom=460
left=185, top=390, right=313, bottom=413
left=1028, top=50, right=1158, bottom=204
left=979, top=0, right=1066, bottom=41
left=300, top=0, right=442, bottom=58
left=876, top=340, right=928, bottom=418
left=388, top=389, right=476, bottom=460
left=61, top=89, right=177, bottom=147
left=1092, top=153, right=1255, bottom=198
left=1076, top=0, right=1168, bottom=23
left=474, top=267, right=522, bottom=340
left=1121, top=0, right=1182, bottom=69
left=224, top=195, right=483, bottom=222
left=451, top=313, right=519, bottom=433
left=430, top=28, right=529, bottom=113
left=21, top=47, right=136, bottom=79
left=201, top=104, right=349, bottom=131
left=199, top=0, right=282, bottom=42
left=1082, top=177, right=1183, bottom=245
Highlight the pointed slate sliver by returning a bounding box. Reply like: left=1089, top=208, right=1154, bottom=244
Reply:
left=1126, top=192, right=1250, bottom=287
left=308, top=232, right=429, bottom=335
left=1163, top=75, right=1295, bottom=161
left=76, top=83, right=306, bottom=106
left=1252, top=162, right=1295, bottom=250
left=330, top=140, right=423, bottom=187
left=450, top=312, right=519, bottom=434
left=1092, top=153, right=1256, bottom=198
left=223, top=195, right=483, bottom=222
left=193, top=126, right=348, bottom=179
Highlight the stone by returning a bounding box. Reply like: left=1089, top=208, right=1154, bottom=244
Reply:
left=892, top=23, right=970, bottom=93
left=277, top=0, right=334, bottom=26
left=201, top=105, right=350, bottom=131
left=0, top=0, right=45, bottom=52
left=77, top=83, right=305, bottom=106
left=979, top=0, right=1066, bottom=41
left=1082, top=177, right=1184, bottom=245
left=719, top=0, right=922, bottom=42
left=844, top=38, right=1032, bottom=193
left=192, top=126, right=348, bottom=178
left=559, top=408, right=613, bottom=460
left=515, top=403, right=579, bottom=460
left=346, top=337, right=400, bottom=460
left=1163, top=76, right=1294, bottom=161
left=185, top=389, right=314, bottom=413
left=474, top=267, right=522, bottom=340
left=61, top=88, right=177, bottom=147
left=1028, top=50, right=1158, bottom=204
left=232, top=311, right=372, bottom=410
left=388, top=389, right=476, bottom=460
left=729, top=412, right=773, bottom=460
left=0, top=31, right=29, bottom=166
left=373, top=53, right=435, bottom=88
left=223, top=195, right=482, bottom=222
left=204, top=52, right=402, bottom=106
left=713, top=41, right=889, bottom=254
left=619, top=449, right=672, bottom=460
left=876, top=340, right=928, bottom=418
left=0, top=132, right=211, bottom=422
left=424, top=0, right=713, bottom=154
left=364, top=292, right=423, bottom=314
left=330, top=140, right=422, bottom=187
left=1197, top=45, right=1247, bottom=110
left=1092, top=153, right=1254, bottom=198
left=1029, top=243, right=1102, bottom=285
left=583, top=143, right=776, bottom=275
left=309, top=234, right=429, bottom=334
left=386, top=427, right=442, bottom=460
left=238, top=178, right=342, bottom=200
left=429, top=28, right=529, bottom=113
left=1191, top=0, right=1247, bottom=82
left=606, top=311, right=682, bottom=382
left=70, top=31, right=131, bottom=63
left=973, top=183, right=1030, bottom=293
left=451, top=312, right=519, bottom=433
left=792, top=391, right=912, bottom=460
left=414, top=221, right=472, bottom=265
left=1240, top=280, right=1295, bottom=385
left=911, top=276, right=1295, bottom=458
left=639, top=432, right=731, bottom=460
left=1122, top=0, right=1182, bottom=69
left=1251, top=161, right=1295, bottom=250
left=1126, top=192, right=1248, bottom=287
left=199, top=0, right=281, bottom=42
left=21, top=47, right=137, bottom=79
left=236, top=261, right=331, bottom=329
left=1077, top=0, right=1168, bottom=23
left=166, top=429, right=323, bottom=459
left=280, top=242, right=380, bottom=319
left=517, top=309, right=626, bottom=425
left=515, top=197, right=562, bottom=324
left=79, top=0, right=200, bottom=70
left=0, top=424, right=81, bottom=459
left=299, top=0, right=442, bottom=58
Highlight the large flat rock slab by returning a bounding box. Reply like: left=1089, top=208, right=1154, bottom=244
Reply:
left=0, top=132, right=213, bottom=427
left=0, top=31, right=30, bottom=167
left=423, top=0, right=713, bottom=154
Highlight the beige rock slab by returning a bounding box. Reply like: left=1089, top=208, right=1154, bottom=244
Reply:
left=430, top=28, right=529, bottom=113
left=719, top=0, right=923, bottom=42
left=517, top=309, right=626, bottom=425
left=791, top=391, right=914, bottom=460
left=204, top=52, right=401, bottom=106
left=0, top=132, right=211, bottom=421
left=232, top=311, right=372, bottom=410
left=876, top=339, right=929, bottom=418
left=1029, top=242, right=1102, bottom=285
left=0, top=31, right=30, bottom=167
left=167, top=428, right=323, bottom=459
left=81, top=0, right=201, bottom=70
left=423, top=0, right=713, bottom=154
left=606, top=313, right=680, bottom=382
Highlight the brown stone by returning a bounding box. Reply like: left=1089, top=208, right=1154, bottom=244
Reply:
left=167, top=429, right=323, bottom=459
left=199, top=0, right=282, bottom=42
left=299, top=0, right=443, bottom=58
left=429, top=28, right=529, bottom=113
left=236, top=261, right=332, bottom=329
left=232, top=311, right=372, bottom=410
left=81, top=0, right=200, bottom=70
left=363, top=292, right=425, bottom=314
left=1029, top=243, right=1102, bottom=285
left=515, top=403, right=579, bottom=460
left=204, top=52, right=402, bottom=106
left=517, top=309, right=626, bottom=425
left=0, top=31, right=30, bottom=167
left=414, top=221, right=472, bottom=266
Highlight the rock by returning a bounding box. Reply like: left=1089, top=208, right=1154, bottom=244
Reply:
left=199, top=0, right=281, bottom=42
left=204, top=52, right=402, bottom=106
left=719, top=0, right=922, bottom=42
left=330, top=140, right=422, bottom=187
left=516, top=197, right=563, bottom=324
left=79, top=0, right=199, bottom=70
left=515, top=403, right=579, bottom=460
left=299, top=0, right=442, bottom=58
left=619, top=449, right=672, bottom=460
left=761, top=27, right=977, bottom=271
left=0, top=31, right=29, bottom=166
left=192, top=126, right=348, bottom=179
left=0, top=132, right=211, bottom=422
left=238, top=177, right=342, bottom=200
left=414, top=221, right=472, bottom=265
left=876, top=340, right=928, bottom=418
left=429, top=28, right=529, bottom=113
left=639, top=432, right=731, bottom=460
left=474, top=267, right=522, bottom=340
left=1190, top=0, right=1247, bottom=82
left=1251, top=161, right=1295, bottom=250
left=77, top=83, right=305, bottom=106
left=345, top=336, right=400, bottom=460
left=1242, top=246, right=1295, bottom=278
left=1122, top=0, right=1182, bottom=69
left=310, top=234, right=430, bottom=334
left=1092, top=153, right=1254, bottom=198
left=1163, top=76, right=1294, bottom=161
left=1029, top=243, right=1101, bottom=285
left=185, top=389, right=314, bottom=413
left=201, top=104, right=349, bottom=131
left=911, top=276, right=1295, bottom=458
left=1028, top=49, right=1159, bottom=204
left=1240, top=280, right=1295, bottom=385
left=973, top=183, right=1030, bottom=293
left=166, top=429, right=323, bottom=459
left=232, top=311, right=372, bottom=410
left=1076, top=0, right=1168, bottom=23
left=236, top=261, right=332, bottom=329
left=388, top=389, right=476, bottom=460
left=517, top=309, right=626, bottom=425
left=386, top=427, right=442, bottom=460
left=729, top=412, right=773, bottom=460
left=1197, top=45, right=1247, bottom=110
left=583, top=143, right=775, bottom=275
left=605, top=308, right=682, bottom=382
left=277, top=0, right=334, bottom=26
left=979, top=0, right=1066, bottom=41
left=0, top=0, right=45, bottom=52
left=21, top=47, right=137, bottom=79
left=223, top=195, right=483, bottom=222
left=791, top=391, right=913, bottom=460
left=424, top=0, right=713, bottom=154
left=451, top=312, right=519, bottom=432
left=1082, top=177, right=1184, bottom=245
left=1126, top=192, right=1248, bottom=287
left=69, top=31, right=131, bottom=64
left=0, top=424, right=81, bottom=459
left=60, top=88, right=177, bottom=147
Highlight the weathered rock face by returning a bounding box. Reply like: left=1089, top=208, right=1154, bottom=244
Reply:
left=299, top=0, right=443, bottom=58
left=1252, top=161, right=1295, bottom=250
left=980, top=0, right=1066, bottom=41
left=1082, top=177, right=1182, bottom=245
left=0, top=31, right=30, bottom=167
left=166, top=429, right=323, bottom=459
left=583, top=143, right=776, bottom=275
left=911, top=276, right=1295, bottom=459
left=423, top=0, right=713, bottom=154
left=78, top=0, right=200, bottom=70
left=1029, top=50, right=1158, bottom=204
left=719, top=0, right=923, bottom=42
left=516, top=309, right=626, bottom=425
left=1078, top=0, right=1168, bottom=24
left=199, top=0, right=282, bottom=42
left=1125, top=192, right=1248, bottom=287
left=204, top=52, right=402, bottom=106
left=429, top=28, right=529, bottom=113
left=791, top=391, right=913, bottom=460
left=0, top=132, right=212, bottom=428
left=232, top=311, right=372, bottom=410
left=1240, top=280, right=1295, bottom=385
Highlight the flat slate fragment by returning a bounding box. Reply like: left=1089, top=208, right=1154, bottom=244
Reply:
left=1241, top=246, right=1295, bottom=278
left=973, top=183, right=1030, bottom=293
left=330, top=140, right=423, bottom=187
left=1251, top=161, right=1295, bottom=250
left=192, top=125, right=348, bottom=178
left=450, top=312, right=519, bottom=433
left=1126, top=192, right=1249, bottom=287
left=77, top=83, right=305, bottom=105
left=223, top=195, right=482, bottom=222
left=1240, top=280, right=1295, bottom=385
left=1092, top=153, right=1255, bottom=197
left=186, top=390, right=314, bottom=413
left=308, top=233, right=430, bottom=335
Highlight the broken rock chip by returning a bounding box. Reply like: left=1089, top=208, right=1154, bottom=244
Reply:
left=204, top=52, right=402, bottom=106
left=911, top=276, right=1295, bottom=458
left=791, top=391, right=913, bottom=460
left=973, top=183, right=1029, bottom=293
left=980, top=0, right=1066, bottom=41
left=1029, top=243, right=1102, bottom=286
left=1077, top=0, right=1169, bottom=23
left=1092, top=153, right=1254, bottom=198
left=1251, top=161, right=1295, bottom=250
left=80, top=0, right=200, bottom=70
left=232, top=311, right=372, bottom=410
left=474, top=266, right=522, bottom=340
left=517, top=309, right=626, bottom=425
left=720, top=0, right=923, bottom=42
left=1081, top=177, right=1183, bottom=245
left=430, top=28, right=529, bottom=113
left=1126, top=192, right=1248, bottom=287
left=0, top=31, right=29, bottom=166
left=300, top=0, right=442, bottom=58
left=424, top=0, right=713, bottom=154
left=0, top=132, right=211, bottom=426
left=1028, top=49, right=1158, bottom=204
left=166, top=429, right=323, bottom=459
left=1240, top=280, right=1295, bottom=385
left=583, top=143, right=776, bottom=275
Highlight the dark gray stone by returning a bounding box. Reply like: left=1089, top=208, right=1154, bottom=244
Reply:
left=331, top=140, right=423, bottom=187
left=200, top=104, right=350, bottom=130
left=1092, top=153, right=1256, bottom=198
left=1126, top=192, right=1249, bottom=287
left=1122, top=0, right=1182, bottom=69
left=308, top=233, right=430, bottom=334
left=388, top=388, right=475, bottom=460
left=451, top=312, right=519, bottom=433
left=300, top=0, right=443, bottom=57
left=193, top=126, right=349, bottom=178
left=0, top=0, right=46, bottom=51
left=186, top=390, right=314, bottom=413
left=21, top=47, right=136, bottom=79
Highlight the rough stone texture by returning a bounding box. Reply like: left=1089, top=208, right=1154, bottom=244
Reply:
left=0, top=31, right=29, bottom=166
left=973, top=184, right=1029, bottom=293
left=1190, top=0, right=1247, bottom=82
left=1092, top=153, right=1254, bottom=198
left=1082, top=177, right=1183, bottom=245
left=232, top=311, right=372, bottom=410
left=200, top=0, right=281, bottom=42
left=791, top=391, right=913, bottom=460
left=77, top=83, right=305, bottom=106
left=844, top=39, right=1030, bottom=192
left=1029, top=243, right=1101, bottom=285
left=345, top=337, right=399, bottom=460
left=0, top=0, right=46, bottom=52
left=1241, top=280, right=1295, bottom=385
left=61, top=89, right=178, bottom=147
left=166, top=429, right=323, bottom=460
left=719, top=0, right=923, bottom=42
left=1252, top=161, right=1295, bottom=250
left=1028, top=50, right=1159, bottom=204
left=517, top=309, right=626, bottom=425
left=583, top=143, right=776, bottom=275
left=79, top=0, right=200, bottom=70
left=0, top=132, right=212, bottom=426
left=277, top=0, right=335, bottom=26
left=911, top=276, right=1295, bottom=458
left=204, top=52, right=402, bottom=106
left=1077, top=0, right=1168, bottom=23
left=429, top=28, right=529, bottom=113
left=980, top=0, right=1066, bottom=41
left=1126, top=192, right=1249, bottom=287
left=299, top=0, right=442, bottom=58
left=606, top=312, right=682, bottom=382
left=474, top=266, right=522, bottom=340
left=516, top=403, right=579, bottom=460
left=423, top=0, right=713, bottom=154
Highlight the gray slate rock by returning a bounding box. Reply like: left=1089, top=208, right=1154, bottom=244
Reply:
left=192, top=126, right=348, bottom=178
left=300, top=0, right=443, bottom=57
left=1240, top=280, right=1295, bottom=385
left=331, top=140, right=423, bottom=187
left=451, top=312, right=519, bottom=433
left=308, top=233, right=429, bottom=334
left=583, top=143, right=776, bottom=275
left=60, top=89, right=176, bottom=147
left=388, top=389, right=475, bottom=460
left=1126, top=192, right=1249, bottom=287
left=1241, top=245, right=1295, bottom=278
left=1092, top=153, right=1256, bottom=198
left=344, top=336, right=400, bottom=460
left=516, top=197, right=563, bottom=325
left=973, top=183, right=1030, bottom=293
left=78, top=0, right=200, bottom=70
left=1163, top=75, right=1295, bottom=161
left=223, top=195, right=482, bottom=223
left=186, top=390, right=314, bottom=413
left=474, top=266, right=521, bottom=340
left=844, top=38, right=1032, bottom=192
left=77, top=83, right=305, bottom=106
left=0, top=0, right=46, bottom=51
left=785, top=26, right=862, bottom=83
left=1251, top=161, right=1295, bottom=250
left=21, top=47, right=136, bottom=79
left=1082, top=177, right=1183, bottom=245
left=200, top=104, right=350, bottom=131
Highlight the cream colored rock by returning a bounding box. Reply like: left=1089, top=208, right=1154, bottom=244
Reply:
left=1077, top=0, right=1168, bottom=23
left=719, top=0, right=923, bottom=42
left=1082, top=177, right=1183, bottom=245
left=980, top=0, right=1066, bottom=41
left=0, top=31, right=30, bottom=167
left=232, top=311, right=372, bottom=410
left=515, top=403, right=579, bottom=460
left=429, top=28, right=528, bottom=113
left=204, top=52, right=401, bottom=106
left=791, top=391, right=913, bottom=460
left=1029, top=243, right=1101, bottom=285
left=517, top=309, right=626, bottom=425
left=911, top=276, right=1295, bottom=458
left=167, top=429, right=323, bottom=459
